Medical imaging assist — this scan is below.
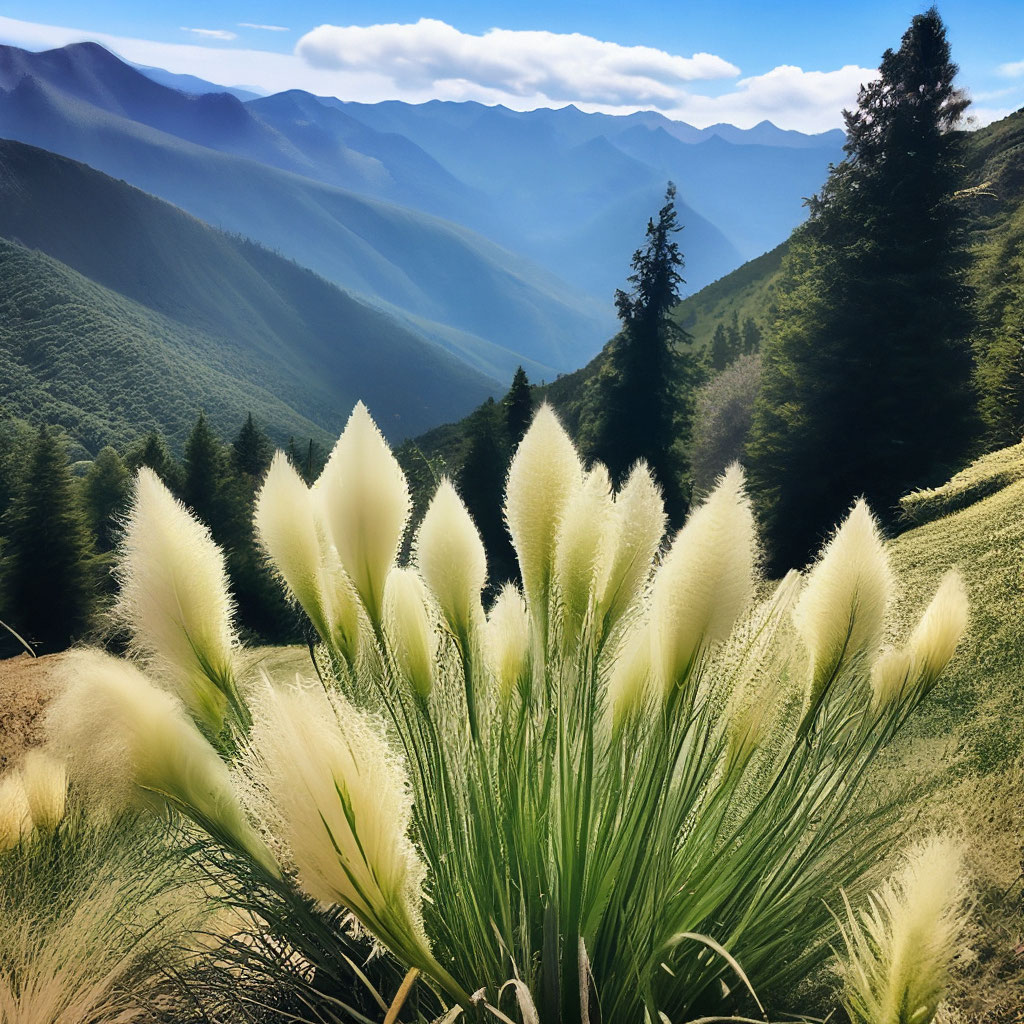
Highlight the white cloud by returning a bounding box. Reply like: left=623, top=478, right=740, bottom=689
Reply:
left=238, top=23, right=289, bottom=32
left=0, top=14, right=871, bottom=132
left=997, top=60, right=1024, bottom=77
left=296, top=19, right=740, bottom=107
left=180, top=27, right=237, bottom=41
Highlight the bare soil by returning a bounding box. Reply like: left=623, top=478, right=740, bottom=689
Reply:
left=0, top=651, right=68, bottom=773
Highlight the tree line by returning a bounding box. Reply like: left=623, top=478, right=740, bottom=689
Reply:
left=0, top=412, right=328, bottom=655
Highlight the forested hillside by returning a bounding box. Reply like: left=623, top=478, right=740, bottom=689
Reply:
left=0, top=139, right=499, bottom=452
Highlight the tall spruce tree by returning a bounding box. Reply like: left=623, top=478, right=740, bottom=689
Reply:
left=504, top=367, right=534, bottom=447
left=126, top=430, right=181, bottom=492
left=1, top=427, right=96, bottom=652
left=747, top=7, right=975, bottom=569
left=233, top=413, right=272, bottom=480
left=593, top=183, right=701, bottom=522
left=183, top=412, right=229, bottom=534
left=82, top=446, right=130, bottom=551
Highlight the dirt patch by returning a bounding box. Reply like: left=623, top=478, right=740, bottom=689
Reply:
left=0, top=652, right=69, bottom=773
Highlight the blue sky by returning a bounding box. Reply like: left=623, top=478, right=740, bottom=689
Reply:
left=0, top=1, right=1020, bottom=131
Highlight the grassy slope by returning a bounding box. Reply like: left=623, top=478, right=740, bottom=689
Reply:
left=882, top=451, right=1024, bottom=1019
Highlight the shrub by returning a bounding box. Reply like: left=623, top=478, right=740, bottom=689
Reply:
left=54, top=401, right=970, bottom=1023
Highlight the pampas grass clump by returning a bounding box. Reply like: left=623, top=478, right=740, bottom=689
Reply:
left=50, top=400, right=973, bottom=1024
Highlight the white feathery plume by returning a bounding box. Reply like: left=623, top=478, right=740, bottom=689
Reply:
left=245, top=679, right=441, bottom=977
left=649, top=464, right=757, bottom=698
left=907, top=570, right=968, bottom=694
left=792, top=500, right=892, bottom=718
left=383, top=568, right=436, bottom=700
left=255, top=452, right=362, bottom=663
left=554, top=463, right=614, bottom=637
left=0, top=772, right=31, bottom=851
left=505, top=404, right=584, bottom=624
left=317, top=402, right=411, bottom=631
left=595, top=461, right=666, bottom=634
left=415, top=477, right=487, bottom=639
left=485, top=583, right=532, bottom=702
left=871, top=570, right=968, bottom=713
left=836, top=836, right=968, bottom=1024
left=115, top=467, right=240, bottom=734
left=46, top=651, right=277, bottom=875
left=19, top=749, right=67, bottom=834
left=606, top=626, right=653, bottom=730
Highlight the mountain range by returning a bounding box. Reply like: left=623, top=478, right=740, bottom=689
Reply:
left=0, top=41, right=844, bottom=375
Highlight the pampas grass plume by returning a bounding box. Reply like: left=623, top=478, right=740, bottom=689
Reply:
left=486, top=583, right=531, bottom=702
left=837, top=835, right=968, bottom=1024
left=116, top=467, right=239, bottom=733
left=505, top=404, right=584, bottom=618
left=246, top=680, right=433, bottom=965
left=383, top=568, right=436, bottom=700
left=47, top=651, right=276, bottom=875
left=908, top=570, right=968, bottom=691
left=554, top=463, right=614, bottom=631
left=318, top=402, right=410, bottom=630
left=649, top=464, right=756, bottom=696
left=596, top=461, right=666, bottom=632
left=415, top=477, right=487, bottom=638
left=606, top=628, right=653, bottom=729
left=19, top=749, right=67, bottom=834
left=0, top=772, right=31, bottom=851
left=792, top=500, right=892, bottom=714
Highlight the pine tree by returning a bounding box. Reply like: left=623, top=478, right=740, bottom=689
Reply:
left=710, top=323, right=732, bottom=371
left=82, top=446, right=130, bottom=551
left=504, top=367, right=534, bottom=447
left=183, top=413, right=230, bottom=536
left=741, top=317, right=762, bottom=355
left=593, top=182, right=702, bottom=522
left=1, top=427, right=96, bottom=653
left=459, top=401, right=518, bottom=590
left=126, top=430, right=181, bottom=492
left=233, top=412, right=272, bottom=480
left=726, top=312, right=743, bottom=362
left=747, top=8, right=975, bottom=569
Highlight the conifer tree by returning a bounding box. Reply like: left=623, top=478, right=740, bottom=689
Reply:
left=593, top=182, right=702, bottom=522
left=747, top=8, right=975, bottom=569
left=126, top=430, right=181, bottom=492
left=741, top=317, right=762, bottom=355
left=233, top=412, right=272, bottom=480
left=183, top=413, right=232, bottom=541
left=82, top=446, right=130, bottom=551
left=1, top=427, right=96, bottom=652
left=726, top=312, right=743, bottom=361
left=504, top=367, right=533, bottom=447
left=710, top=323, right=732, bottom=371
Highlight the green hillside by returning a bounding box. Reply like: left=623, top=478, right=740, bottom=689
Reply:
left=0, top=140, right=500, bottom=451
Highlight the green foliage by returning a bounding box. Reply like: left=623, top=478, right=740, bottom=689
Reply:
left=0, top=426, right=96, bottom=653
left=690, top=354, right=763, bottom=494
left=503, top=366, right=534, bottom=447
left=81, top=446, right=130, bottom=552
left=747, top=8, right=976, bottom=569
left=233, top=413, right=272, bottom=480
left=593, top=183, right=704, bottom=522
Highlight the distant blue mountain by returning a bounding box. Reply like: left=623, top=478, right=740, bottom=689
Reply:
left=0, top=40, right=845, bottom=375
left=129, top=62, right=264, bottom=101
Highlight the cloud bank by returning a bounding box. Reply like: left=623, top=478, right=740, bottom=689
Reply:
left=0, top=14, right=898, bottom=132
left=297, top=19, right=738, bottom=108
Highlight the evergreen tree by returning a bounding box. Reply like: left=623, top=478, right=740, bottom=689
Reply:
left=726, top=312, right=743, bottom=361
left=593, top=183, right=702, bottom=522
left=504, top=366, right=534, bottom=447
left=1, top=427, right=96, bottom=653
left=741, top=317, right=762, bottom=355
left=459, top=401, right=518, bottom=590
left=182, top=413, right=230, bottom=536
left=0, top=416, right=34, bottom=521
left=126, top=430, right=181, bottom=492
left=747, top=8, right=975, bottom=569
left=233, top=412, right=272, bottom=480
left=82, top=446, right=130, bottom=551
left=710, top=323, right=732, bottom=371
